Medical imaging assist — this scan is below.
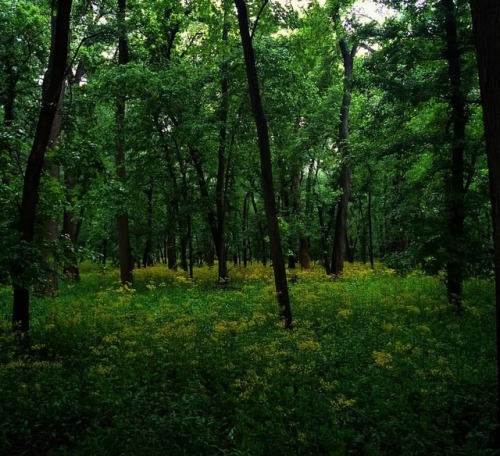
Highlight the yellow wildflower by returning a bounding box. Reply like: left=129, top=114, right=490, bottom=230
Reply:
left=373, top=350, right=393, bottom=367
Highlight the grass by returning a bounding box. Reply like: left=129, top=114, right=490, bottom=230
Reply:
left=0, top=262, right=497, bottom=455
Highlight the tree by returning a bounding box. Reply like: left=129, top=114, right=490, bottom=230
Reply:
left=234, top=0, right=292, bottom=328
left=115, top=0, right=134, bottom=286
left=441, top=0, right=467, bottom=312
left=12, top=0, right=73, bottom=332
left=331, top=37, right=357, bottom=276
left=469, top=0, right=500, bottom=436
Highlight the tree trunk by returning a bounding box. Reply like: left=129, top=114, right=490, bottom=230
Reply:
left=368, top=190, right=375, bottom=269
left=318, top=203, right=335, bottom=275
left=292, top=166, right=311, bottom=269
left=167, top=234, right=176, bottom=269
left=469, top=0, right=500, bottom=436
left=251, top=192, right=267, bottom=266
left=190, top=149, right=221, bottom=256
left=102, top=239, right=108, bottom=267
left=331, top=38, right=356, bottom=276
left=242, top=191, right=251, bottom=267
left=187, top=212, right=194, bottom=279
left=216, top=0, right=231, bottom=287
left=115, top=0, right=134, bottom=286
left=12, top=0, right=72, bottom=333
left=441, top=0, right=466, bottom=313
left=62, top=171, right=80, bottom=280
left=142, top=185, right=154, bottom=267
left=331, top=165, right=351, bottom=274
left=37, top=53, right=66, bottom=297
left=234, top=0, right=292, bottom=328
left=36, top=165, right=60, bottom=298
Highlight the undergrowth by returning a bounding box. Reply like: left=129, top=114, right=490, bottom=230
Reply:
left=0, top=262, right=497, bottom=455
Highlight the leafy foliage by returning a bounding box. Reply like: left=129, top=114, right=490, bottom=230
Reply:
left=0, top=263, right=496, bottom=454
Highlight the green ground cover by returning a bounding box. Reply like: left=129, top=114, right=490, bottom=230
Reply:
left=0, top=263, right=497, bottom=455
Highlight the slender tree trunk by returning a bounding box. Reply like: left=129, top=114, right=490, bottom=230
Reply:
left=318, top=205, right=332, bottom=275
left=469, top=0, right=500, bottom=437
left=101, top=239, right=108, bottom=267
left=441, top=0, right=466, bottom=313
left=167, top=234, right=176, bottom=269
left=115, top=0, right=133, bottom=286
left=12, top=0, right=72, bottom=333
left=4, top=63, right=17, bottom=125
left=250, top=192, right=267, bottom=266
left=142, top=185, right=154, bottom=267
left=190, top=150, right=221, bottom=254
left=2, top=59, right=19, bottom=173
left=331, top=39, right=356, bottom=276
left=62, top=171, right=80, bottom=280
left=292, top=166, right=311, bottom=269
left=216, top=0, right=230, bottom=287
left=234, top=0, right=292, bottom=328
left=243, top=191, right=251, bottom=267
left=359, top=198, right=367, bottom=264
left=187, top=213, right=194, bottom=279
left=368, top=190, right=375, bottom=269
left=62, top=211, right=80, bottom=279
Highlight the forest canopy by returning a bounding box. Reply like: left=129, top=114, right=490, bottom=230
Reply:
left=0, top=0, right=492, bottom=303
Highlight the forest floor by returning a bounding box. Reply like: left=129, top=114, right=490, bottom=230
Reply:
left=0, top=262, right=498, bottom=455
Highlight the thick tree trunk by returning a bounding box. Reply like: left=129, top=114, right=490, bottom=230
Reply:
left=331, top=38, right=356, bottom=276
left=36, top=166, right=60, bottom=297
left=37, top=60, right=66, bottom=297
left=115, top=0, right=133, bottom=286
left=234, top=0, right=292, bottom=328
left=331, top=164, right=351, bottom=275
left=469, top=0, right=500, bottom=436
left=441, top=0, right=466, bottom=313
left=12, top=0, right=72, bottom=332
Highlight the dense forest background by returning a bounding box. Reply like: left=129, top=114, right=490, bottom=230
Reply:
left=1, top=0, right=500, bottom=454
left=0, top=0, right=493, bottom=300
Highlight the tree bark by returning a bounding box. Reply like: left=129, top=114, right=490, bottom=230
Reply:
left=469, top=0, right=500, bottom=436
left=190, top=149, right=221, bottom=256
left=331, top=39, right=356, bottom=276
left=292, top=166, right=311, bottom=269
left=368, top=190, right=375, bottom=269
left=234, top=0, right=292, bottom=328
left=242, top=191, right=251, bottom=267
left=37, top=29, right=67, bottom=296
left=142, top=184, right=154, bottom=267
left=216, top=0, right=231, bottom=287
left=115, top=0, right=134, bottom=286
left=251, top=193, right=268, bottom=266
left=318, top=204, right=333, bottom=275
left=62, top=190, right=80, bottom=280
left=441, top=0, right=466, bottom=313
left=12, top=0, right=73, bottom=332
